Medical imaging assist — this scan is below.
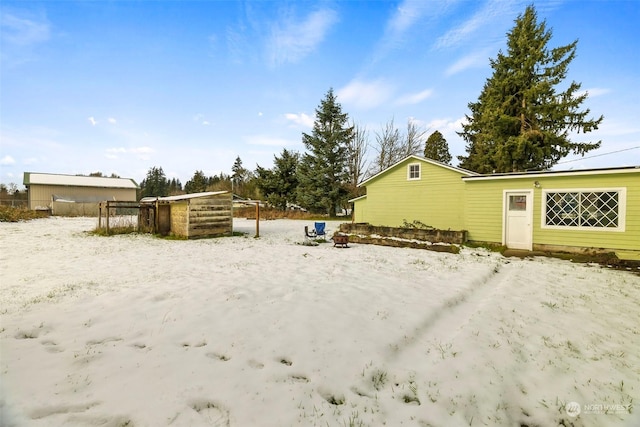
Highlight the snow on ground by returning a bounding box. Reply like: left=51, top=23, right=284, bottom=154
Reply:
left=1, top=217, right=639, bottom=427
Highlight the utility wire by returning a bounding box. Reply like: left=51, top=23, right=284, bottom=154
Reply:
left=556, top=146, right=640, bottom=164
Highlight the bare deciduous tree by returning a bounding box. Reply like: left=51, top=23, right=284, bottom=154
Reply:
left=403, top=118, right=426, bottom=158
left=347, top=122, right=369, bottom=195
left=368, top=118, right=403, bottom=176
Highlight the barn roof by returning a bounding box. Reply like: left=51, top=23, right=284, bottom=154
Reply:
left=24, top=172, right=139, bottom=189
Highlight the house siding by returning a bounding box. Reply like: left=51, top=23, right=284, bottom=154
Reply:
left=356, top=158, right=468, bottom=229
left=353, top=197, right=367, bottom=223
left=464, top=171, right=640, bottom=255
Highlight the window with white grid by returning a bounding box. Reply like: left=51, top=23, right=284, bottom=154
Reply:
left=408, top=163, right=420, bottom=180
left=544, top=189, right=624, bottom=230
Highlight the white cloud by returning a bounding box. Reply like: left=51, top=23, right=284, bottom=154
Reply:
left=105, top=146, right=155, bottom=160
left=445, top=50, right=492, bottom=76
left=371, top=0, right=457, bottom=62
left=426, top=117, right=466, bottom=132
left=108, top=117, right=117, bottom=124
left=434, top=0, right=519, bottom=50
left=1, top=12, right=50, bottom=46
left=268, top=8, right=338, bottom=66
left=193, top=113, right=212, bottom=126
left=1, top=11, right=51, bottom=66
left=131, top=147, right=154, bottom=154
left=577, top=87, right=611, bottom=98
left=337, top=79, right=395, bottom=110
left=395, top=89, right=433, bottom=106
left=88, top=117, right=97, bottom=126
left=284, top=113, right=314, bottom=128
left=106, top=148, right=127, bottom=154
left=23, top=157, right=39, bottom=165
left=387, top=0, right=431, bottom=35
left=0, top=155, right=16, bottom=165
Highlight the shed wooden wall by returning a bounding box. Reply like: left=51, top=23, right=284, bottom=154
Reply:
left=170, top=203, right=189, bottom=237
left=186, top=194, right=233, bottom=238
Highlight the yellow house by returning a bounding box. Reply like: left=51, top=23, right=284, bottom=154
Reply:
left=351, top=156, right=640, bottom=260
left=462, top=167, right=640, bottom=260
left=352, top=156, right=476, bottom=230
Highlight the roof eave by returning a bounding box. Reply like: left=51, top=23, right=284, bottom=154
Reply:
left=357, top=155, right=477, bottom=187
left=462, top=166, right=640, bottom=181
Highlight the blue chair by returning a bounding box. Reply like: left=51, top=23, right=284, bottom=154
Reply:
left=314, top=222, right=327, bottom=240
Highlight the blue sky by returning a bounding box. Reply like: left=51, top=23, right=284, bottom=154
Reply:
left=1, top=0, right=639, bottom=187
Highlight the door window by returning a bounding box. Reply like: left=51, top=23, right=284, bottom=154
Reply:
left=509, top=195, right=527, bottom=211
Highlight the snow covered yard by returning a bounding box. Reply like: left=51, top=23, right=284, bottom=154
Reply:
left=1, top=217, right=638, bottom=427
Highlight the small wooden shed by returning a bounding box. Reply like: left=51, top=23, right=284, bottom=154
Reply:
left=140, top=191, right=232, bottom=239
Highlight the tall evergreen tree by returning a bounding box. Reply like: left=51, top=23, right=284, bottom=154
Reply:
left=256, top=149, right=300, bottom=210
left=231, top=156, right=251, bottom=196
left=297, top=88, right=353, bottom=216
left=140, top=166, right=169, bottom=198
left=458, top=5, right=603, bottom=173
left=168, top=178, right=183, bottom=195
left=424, top=130, right=452, bottom=164
left=184, top=170, right=208, bottom=193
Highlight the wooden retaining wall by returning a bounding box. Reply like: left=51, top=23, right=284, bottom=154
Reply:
left=338, top=223, right=467, bottom=244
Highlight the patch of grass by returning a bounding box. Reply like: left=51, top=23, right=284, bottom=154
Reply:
left=402, top=219, right=434, bottom=230
left=541, top=301, right=558, bottom=310
left=463, top=241, right=507, bottom=253
left=89, top=226, right=139, bottom=236
left=343, top=411, right=365, bottom=427
left=90, top=215, right=139, bottom=236
left=159, top=233, right=188, bottom=240
left=0, top=206, right=49, bottom=222
left=370, top=369, right=388, bottom=391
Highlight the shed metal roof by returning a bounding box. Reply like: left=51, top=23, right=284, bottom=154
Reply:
left=24, top=172, right=139, bottom=189
left=140, top=191, right=228, bottom=203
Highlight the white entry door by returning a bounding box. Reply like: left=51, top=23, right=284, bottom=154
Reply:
left=504, top=191, right=533, bottom=250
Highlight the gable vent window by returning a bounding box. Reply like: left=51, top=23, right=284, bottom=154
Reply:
left=544, top=189, right=625, bottom=231
left=408, top=164, right=421, bottom=180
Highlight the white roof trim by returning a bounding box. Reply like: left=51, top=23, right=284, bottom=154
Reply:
left=358, top=155, right=477, bottom=187
left=25, top=172, right=138, bottom=189
left=462, top=166, right=640, bottom=181
left=348, top=194, right=367, bottom=203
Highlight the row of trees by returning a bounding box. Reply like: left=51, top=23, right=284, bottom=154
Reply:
left=138, top=90, right=454, bottom=216
left=140, top=5, right=601, bottom=217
